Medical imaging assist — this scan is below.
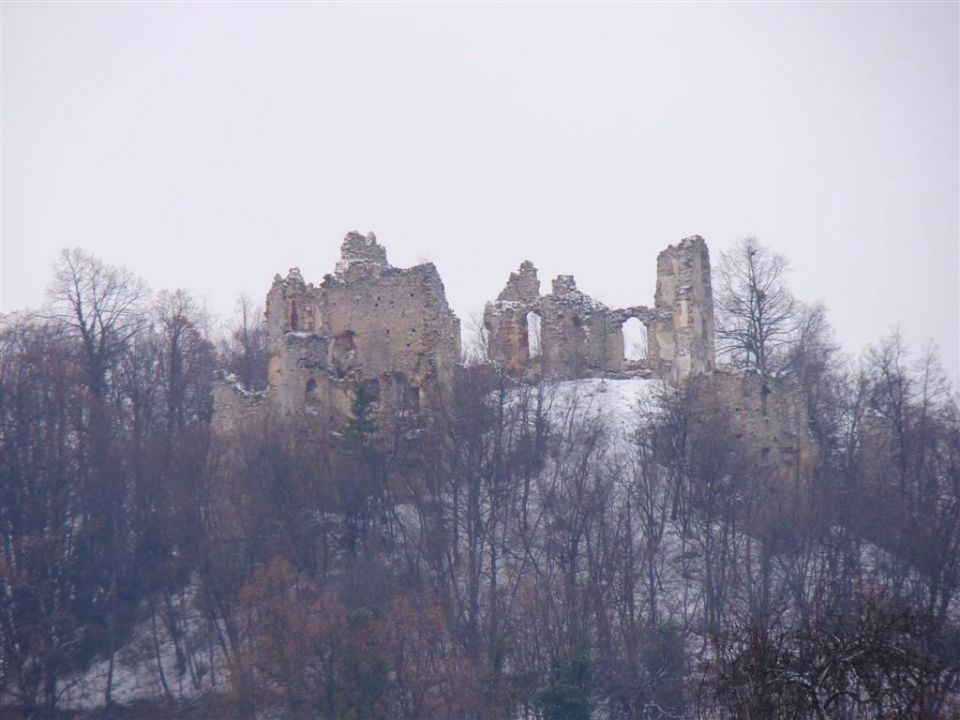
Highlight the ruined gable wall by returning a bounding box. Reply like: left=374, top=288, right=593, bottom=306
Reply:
left=484, top=307, right=530, bottom=374
left=538, top=276, right=608, bottom=378
left=270, top=332, right=355, bottom=422
left=497, top=260, right=541, bottom=304
left=265, top=269, right=323, bottom=388
left=484, top=261, right=541, bottom=374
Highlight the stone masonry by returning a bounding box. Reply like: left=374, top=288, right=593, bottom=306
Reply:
left=690, top=369, right=816, bottom=481
left=212, top=232, right=812, bottom=476
left=213, top=231, right=461, bottom=436
left=483, top=235, right=714, bottom=382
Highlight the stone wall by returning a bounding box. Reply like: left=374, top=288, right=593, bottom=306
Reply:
left=652, top=235, right=715, bottom=381
left=213, top=230, right=818, bottom=488
left=691, top=369, right=816, bottom=480
left=211, top=374, right=269, bottom=437
left=216, top=231, right=461, bottom=436
left=483, top=235, right=710, bottom=382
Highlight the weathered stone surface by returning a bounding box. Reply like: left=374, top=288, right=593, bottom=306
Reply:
left=690, top=368, right=817, bottom=482
left=334, top=231, right=390, bottom=282
left=215, top=231, right=461, bottom=435
left=211, top=372, right=269, bottom=437
left=652, top=235, right=715, bottom=381
left=497, top=260, right=540, bottom=303
left=482, top=237, right=711, bottom=381
left=214, top=230, right=816, bottom=488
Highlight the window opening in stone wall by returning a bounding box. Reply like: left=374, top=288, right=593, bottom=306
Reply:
left=392, top=372, right=421, bottom=413
left=332, top=331, right=357, bottom=378
left=622, top=317, right=647, bottom=362
left=525, top=311, right=542, bottom=359
left=305, top=377, right=319, bottom=405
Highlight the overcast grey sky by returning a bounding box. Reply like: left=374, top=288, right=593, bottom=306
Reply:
left=3, top=2, right=958, bottom=380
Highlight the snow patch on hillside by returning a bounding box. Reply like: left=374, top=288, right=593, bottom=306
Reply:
left=59, top=587, right=230, bottom=711
left=544, top=376, right=663, bottom=439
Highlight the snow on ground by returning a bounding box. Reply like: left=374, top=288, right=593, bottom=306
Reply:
left=55, top=378, right=663, bottom=713
left=542, top=376, right=664, bottom=442
left=59, top=584, right=230, bottom=711
left=47, top=376, right=950, bottom=714
left=550, top=376, right=662, bottom=420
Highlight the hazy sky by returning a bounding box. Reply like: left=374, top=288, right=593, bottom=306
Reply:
left=3, top=2, right=958, bottom=381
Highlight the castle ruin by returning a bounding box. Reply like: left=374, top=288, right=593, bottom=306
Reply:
left=214, top=231, right=460, bottom=435
left=213, top=231, right=813, bottom=475
left=483, top=235, right=715, bottom=382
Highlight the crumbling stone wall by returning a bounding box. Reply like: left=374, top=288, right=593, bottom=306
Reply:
left=483, top=264, right=662, bottom=379
left=212, top=228, right=821, bottom=534
left=483, top=261, right=542, bottom=374
left=211, top=374, right=269, bottom=437
left=651, top=235, right=715, bottom=381
left=214, top=231, right=461, bottom=435
left=215, top=231, right=815, bottom=484
left=691, top=369, right=816, bottom=480
left=483, top=235, right=711, bottom=382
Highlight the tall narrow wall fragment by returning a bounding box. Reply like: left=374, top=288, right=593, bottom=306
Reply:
left=652, top=235, right=716, bottom=381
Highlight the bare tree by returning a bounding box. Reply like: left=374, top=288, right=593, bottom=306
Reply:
left=219, top=295, right=269, bottom=391
left=154, top=289, right=216, bottom=428
left=47, top=248, right=148, bottom=398
left=0, top=315, right=88, bottom=715
left=715, top=237, right=797, bottom=374
left=44, top=250, right=149, bottom=708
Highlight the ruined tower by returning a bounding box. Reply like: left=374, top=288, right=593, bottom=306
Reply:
left=215, top=231, right=461, bottom=434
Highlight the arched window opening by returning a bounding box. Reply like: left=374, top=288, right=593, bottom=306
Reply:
left=622, top=317, right=647, bottom=363
left=525, top=311, right=542, bottom=359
